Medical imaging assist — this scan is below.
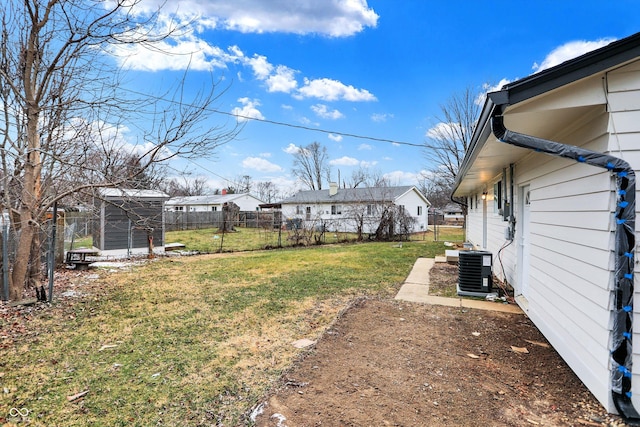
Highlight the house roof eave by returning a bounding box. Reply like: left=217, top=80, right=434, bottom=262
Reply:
left=499, top=32, right=640, bottom=107
left=452, top=97, right=497, bottom=197
left=453, top=32, right=640, bottom=198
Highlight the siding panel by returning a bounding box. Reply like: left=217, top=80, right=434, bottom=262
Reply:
left=530, top=233, right=611, bottom=273
left=531, top=211, right=612, bottom=230
left=533, top=192, right=611, bottom=212
left=511, top=111, right=615, bottom=411
left=534, top=223, right=613, bottom=251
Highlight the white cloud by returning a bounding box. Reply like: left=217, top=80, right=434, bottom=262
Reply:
left=476, top=78, right=512, bottom=105
left=151, top=0, right=379, bottom=37
left=360, top=160, right=378, bottom=168
left=244, top=52, right=376, bottom=102
left=246, top=54, right=273, bottom=79
left=269, top=175, right=300, bottom=196
left=299, top=117, right=320, bottom=127
left=243, top=53, right=297, bottom=93
left=112, top=33, right=239, bottom=72
left=532, top=38, right=617, bottom=72
left=328, top=134, right=343, bottom=142
left=383, top=170, right=421, bottom=186
left=283, top=143, right=300, bottom=154
left=67, top=118, right=175, bottom=160
left=371, top=113, right=393, bottom=122
left=231, top=97, right=265, bottom=122
left=382, top=156, right=393, bottom=161
left=265, top=65, right=298, bottom=93
left=110, top=3, right=377, bottom=105
left=358, top=143, right=372, bottom=150
left=296, top=78, right=377, bottom=102
left=311, top=104, right=345, bottom=120
left=259, top=152, right=271, bottom=158
left=242, top=156, right=283, bottom=172
left=330, top=156, right=360, bottom=166
left=425, top=122, right=459, bottom=140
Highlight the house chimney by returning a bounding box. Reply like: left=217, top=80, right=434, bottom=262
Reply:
left=222, top=188, right=227, bottom=195
left=329, top=182, right=338, bottom=196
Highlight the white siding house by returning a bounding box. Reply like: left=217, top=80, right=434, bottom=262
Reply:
left=165, top=193, right=264, bottom=212
left=279, top=185, right=430, bottom=234
left=453, top=32, right=640, bottom=419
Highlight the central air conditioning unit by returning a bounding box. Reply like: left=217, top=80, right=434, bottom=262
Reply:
left=457, top=250, right=493, bottom=297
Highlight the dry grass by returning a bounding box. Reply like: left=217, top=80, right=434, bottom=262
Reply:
left=427, top=262, right=460, bottom=297
left=1, top=237, right=463, bottom=426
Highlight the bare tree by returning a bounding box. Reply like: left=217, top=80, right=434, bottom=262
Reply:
left=0, top=0, right=241, bottom=299
left=374, top=204, right=416, bottom=241
left=292, top=142, right=330, bottom=190
left=423, top=87, right=481, bottom=187
left=345, top=166, right=369, bottom=188
left=418, top=171, right=453, bottom=210
left=162, top=176, right=212, bottom=197
left=367, top=168, right=391, bottom=188
left=226, top=175, right=252, bottom=194
left=255, top=181, right=280, bottom=203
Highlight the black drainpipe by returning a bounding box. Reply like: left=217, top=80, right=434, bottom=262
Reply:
left=492, top=115, right=639, bottom=421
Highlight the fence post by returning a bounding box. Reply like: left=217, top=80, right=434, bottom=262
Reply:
left=48, top=201, right=58, bottom=303
left=2, top=222, right=8, bottom=301
left=127, top=218, right=132, bottom=258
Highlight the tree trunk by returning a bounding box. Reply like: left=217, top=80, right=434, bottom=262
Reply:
left=11, top=221, right=36, bottom=300
left=11, top=95, right=43, bottom=299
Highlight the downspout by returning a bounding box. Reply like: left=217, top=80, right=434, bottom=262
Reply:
left=492, top=115, right=639, bottom=420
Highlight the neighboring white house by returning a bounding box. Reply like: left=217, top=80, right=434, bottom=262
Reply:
left=452, top=32, right=640, bottom=419
left=165, top=193, right=264, bottom=212
left=279, top=184, right=430, bottom=234
left=442, top=203, right=464, bottom=225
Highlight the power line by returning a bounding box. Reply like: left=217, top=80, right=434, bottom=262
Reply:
left=122, top=87, right=425, bottom=148
left=185, top=159, right=234, bottom=183
left=227, top=112, right=425, bottom=148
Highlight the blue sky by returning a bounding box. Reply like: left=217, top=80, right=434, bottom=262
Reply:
left=112, top=0, right=640, bottom=196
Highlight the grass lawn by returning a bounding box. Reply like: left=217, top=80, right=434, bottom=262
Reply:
left=165, top=226, right=464, bottom=253
left=2, top=234, right=463, bottom=426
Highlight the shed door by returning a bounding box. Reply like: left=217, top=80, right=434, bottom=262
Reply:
left=518, top=185, right=531, bottom=297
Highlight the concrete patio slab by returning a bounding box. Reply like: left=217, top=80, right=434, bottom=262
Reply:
left=395, top=257, right=523, bottom=315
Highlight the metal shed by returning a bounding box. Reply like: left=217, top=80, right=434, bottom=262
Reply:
left=93, top=189, right=169, bottom=255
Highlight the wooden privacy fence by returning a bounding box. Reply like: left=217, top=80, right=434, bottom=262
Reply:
left=164, top=211, right=281, bottom=231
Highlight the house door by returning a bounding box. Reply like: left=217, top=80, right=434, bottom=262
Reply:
left=305, top=207, right=311, bottom=221
left=517, top=185, right=531, bottom=298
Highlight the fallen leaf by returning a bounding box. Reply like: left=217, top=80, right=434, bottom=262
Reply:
left=466, top=353, right=480, bottom=359
left=98, top=344, right=118, bottom=351
left=524, top=339, right=550, bottom=348
left=511, top=346, right=529, bottom=354
left=576, top=420, right=602, bottom=426
left=471, top=332, right=481, bottom=337
left=292, top=339, right=316, bottom=349
left=67, top=390, right=89, bottom=402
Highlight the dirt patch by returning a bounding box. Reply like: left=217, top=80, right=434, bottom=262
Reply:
left=253, top=298, right=627, bottom=426
left=427, top=262, right=459, bottom=297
